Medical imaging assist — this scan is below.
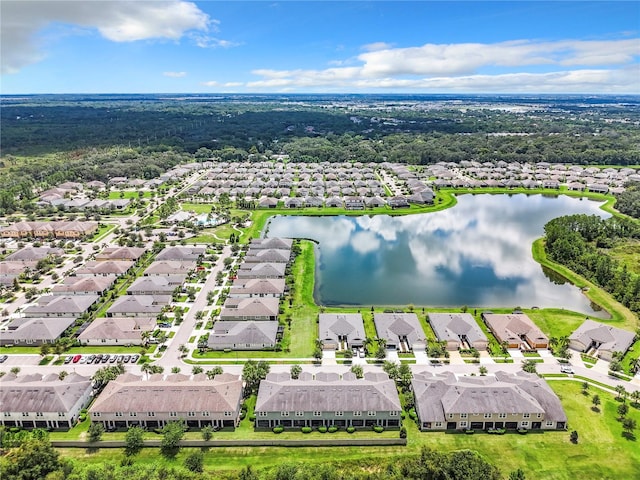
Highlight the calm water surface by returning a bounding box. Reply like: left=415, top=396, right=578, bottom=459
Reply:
left=265, top=194, right=610, bottom=316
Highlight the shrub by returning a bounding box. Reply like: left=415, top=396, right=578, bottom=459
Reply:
left=373, top=425, right=384, bottom=433
left=78, top=414, right=87, bottom=422
left=346, top=426, right=356, bottom=434
left=328, top=426, right=338, bottom=433
left=317, top=426, right=328, bottom=433
left=249, top=415, right=256, bottom=422
left=301, top=427, right=312, bottom=434
left=272, top=426, right=284, bottom=434
left=399, top=426, right=407, bottom=438
left=408, top=409, right=418, bottom=420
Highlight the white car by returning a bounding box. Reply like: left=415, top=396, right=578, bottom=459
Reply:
left=560, top=365, right=574, bottom=374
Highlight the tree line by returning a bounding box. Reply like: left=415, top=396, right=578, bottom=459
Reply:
left=543, top=214, right=640, bottom=315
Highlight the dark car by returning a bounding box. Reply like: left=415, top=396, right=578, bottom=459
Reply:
left=94, top=354, right=103, bottom=364
left=101, top=354, right=110, bottom=363
left=130, top=354, right=139, bottom=364
left=109, top=355, right=117, bottom=363
left=87, top=355, right=95, bottom=363
left=123, top=355, right=131, bottom=363
left=0, top=355, right=8, bottom=363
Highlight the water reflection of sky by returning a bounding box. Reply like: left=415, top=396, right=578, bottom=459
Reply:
left=265, top=194, right=610, bottom=315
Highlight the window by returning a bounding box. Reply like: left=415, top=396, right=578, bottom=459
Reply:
left=448, top=413, right=454, bottom=419
left=313, top=411, right=322, bottom=417
left=435, top=422, right=443, bottom=428
left=58, top=412, right=66, bottom=417
left=22, top=413, right=29, bottom=417
left=170, top=412, right=177, bottom=417
left=546, top=421, right=554, bottom=426
left=460, top=421, right=468, bottom=428
left=36, top=412, right=43, bottom=417
left=335, top=411, right=343, bottom=416
left=258, top=412, right=268, bottom=417
left=537, top=413, right=542, bottom=418
left=281, top=411, right=289, bottom=417
left=130, top=412, right=137, bottom=417
left=460, top=413, right=467, bottom=419
left=367, top=411, right=376, bottom=417
left=94, top=412, right=101, bottom=417
left=521, top=421, right=529, bottom=427
left=523, top=413, right=530, bottom=418
left=390, top=411, right=398, bottom=416
left=484, top=413, right=492, bottom=419
left=188, top=412, right=196, bottom=417
left=353, top=411, right=361, bottom=416
left=498, top=413, right=506, bottom=419
left=115, top=412, right=123, bottom=417
left=202, top=412, right=209, bottom=417
left=295, top=411, right=304, bottom=417
left=3, top=412, right=10, bottom=417
left=224, top=412, right=233, bottom=417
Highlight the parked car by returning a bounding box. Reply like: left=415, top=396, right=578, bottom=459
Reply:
left=72, top=354, right=82, bottom=363
left=0, top=355, right=8, bottom=363
left=116, top=355, right=124, bottom=363
left=79, top=356, right=87, bottom=364
left=101, top=354, right=110, bottom=363
left=130, top=354, right=139, bottom=364
left=87, top=355, right=95, bottom=363
left=560, top=365, right=575, bottom=374
left=109, top=355, right=117, bottom=363
left=94, top=354, right=103, bottom=364
left=123, top=355, right=131, bottom=363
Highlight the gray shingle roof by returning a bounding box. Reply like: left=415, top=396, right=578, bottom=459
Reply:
left=208, top=321, right=278, bottom=347
left=0, top=373, right=92, bottom=413
left=428, top=312, right=488, bottom=345
left=318, top=313, right=366, bottom=344
left=569, top=320, right=635, bottom=355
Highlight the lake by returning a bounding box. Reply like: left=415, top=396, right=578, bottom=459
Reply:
left=265, top=194, right=611, bottom=316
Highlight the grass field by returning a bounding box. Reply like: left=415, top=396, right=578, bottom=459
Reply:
left=608, top=240, right=640, bottom=275
left=52, top=381, right=640, bottom=479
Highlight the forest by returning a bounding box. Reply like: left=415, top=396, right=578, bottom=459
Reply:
left=543, top=213, right=640, bottom=316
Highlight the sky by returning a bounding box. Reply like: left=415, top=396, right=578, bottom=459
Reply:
left=1, top=0, right=639, bottom=94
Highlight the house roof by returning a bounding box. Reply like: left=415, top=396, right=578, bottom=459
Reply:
left=428, top=312, right=488, bottom=345
left=412, top=371, right=567, bottom=423
left=244, top=249, right=291, bottom=264
left=155, top=246, right=205, bottom=262
left=24, top=295, right=98, bottom=316
left=5, top=246, right=65, bottom=262
left=52, top=275, right=114, bottom=294
left=318, top=313, right=366, bottom=344
left=255, top=371, right=401, bottom=413
left=1, top=317, right=76, bottom=343
left=107, top=295, right=171, bottom=315
left=237, top=262, right=286, bottom=277
left=208, top=321, right=278, bottom=347
left=89, top=374, right=243, bottom=415
left=75, top=260, right=134, bottom=276
left=250, top=237, right=294, bottom=250
left=95, top=247, right=146, bottom=261
left=220, top=297, right=280, bottom=318
left=144, top=260, right=195, bottom=276
left=78, top=317, right=155, bottom=342
left=229, top=278, right=286, bottom=296
left=569, top=320, right=635, bottom=355
left=483, top=313, right=548, bottom=345
left=374, top=313, right=426, bottom=345
left=127, top=275, right=186, bottom=294
left=0, top=373, right=92, bottom=413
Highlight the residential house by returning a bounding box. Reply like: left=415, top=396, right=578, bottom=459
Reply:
left=0, top=262, right=26, bottom=285
left=250, top=237, right=293, bottom=250
left=228, top=278, right=286, bottom=298
left=237, top=262, right=286, bottom=279
left=207, top=321, right=279, bottom=350
left=344, top=196, right=365, bottom=210
left=78, top=317, right=156, bottom=346
left=254, top=371, right=402, bottom=429
left=106, top=295, right=171, bottom=317
left=0, top=373, right=93, bottom=429
left=428, top=313, right=488, bottom=351
left=23, top=295, right=98, bottom=318
left=51, top=275, right=114, bottom=295
left=482, top=312, right=549, bottom=350
left=127, top=275, right=186, bottom=295
left=219, top=297, right=280, bottom=321
left=155, top=246, right=205, bottom=262
left=568, top=320, right=636, bottom=362
left=0, top=317, right=76, bottom=346
left=373, top=312, right=427, bottom=352
left=143, top=260, right=196, bottom=277
left=89, top=373, right=243, bottom=429
left=318, top=313, right=366, bottom=350
left=412, top=370, right=567, bottom=431
left=74, top=260, right=134, bottom=277
left=95, top=247, right=146, bottom=262
left=5, top=246, right=65, bottom=262
left=244, top=249, right=291, bottom=264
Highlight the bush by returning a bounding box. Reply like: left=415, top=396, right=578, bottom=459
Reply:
left=301, top=427, right=312, bottom=434
left=328, top=426, right=338, bottom=433
left=78, top=414, right=87, bottom=422
left=249, top=415, right=256, bottom=422
left=373, top=425, right=384, bottom=433
left=399, top=426, right=407, bottom=438
left=272, top=426, right=284, bottom=434
left=346, top=426, right=356, bottom=434
left=317, top=426, right=328, bottom=433
left=409, top=409, right=418, bottom=420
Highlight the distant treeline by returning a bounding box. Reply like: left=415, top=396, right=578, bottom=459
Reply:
left=544, top=214, right=640, bottom=315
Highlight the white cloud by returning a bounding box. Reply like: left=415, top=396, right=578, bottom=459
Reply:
left=1, top=0, right=211, bottom=74
left=361, top=42, right=394, bottom=52
left=190, top=34, right=241, bottom=49
left=201, top=80, right=219, bottom=87
left=163, top=71, right=187, bottom=78
left=246, top=38, right=639, bottom=93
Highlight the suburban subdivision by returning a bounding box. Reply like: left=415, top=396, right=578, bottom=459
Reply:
left=1, top=95, right=639, bottom=480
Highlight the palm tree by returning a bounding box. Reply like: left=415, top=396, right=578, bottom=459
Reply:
left=141, top=363, right=152, bottom=379
left=631, top=390, right=640, bottom=407
left=592, top=394, right=601, bottom=412
left=615, top=385, right=626, bottom=402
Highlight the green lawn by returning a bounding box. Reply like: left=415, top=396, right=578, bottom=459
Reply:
left=608, top=239, right=640, bottom=275
left=53, top=381, right=640, bottom=479
left=107, top=191, right=153, bottom=200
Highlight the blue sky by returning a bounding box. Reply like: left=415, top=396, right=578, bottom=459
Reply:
left=1, top=1, right=639, bottom=94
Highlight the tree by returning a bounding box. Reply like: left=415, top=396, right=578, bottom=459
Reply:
left=382, top=361, right=399, bottom=381
left=171, top=367, right=181, bottom=374
left=0, top=439, right=61, bottom=480
left=124, top=426, right=145, bottom=456
left=581, top=382, right=589, bottom=395
left=242, top=360, right=270, bottom=397
left=569, top=430, right=579, bottom=444
left=239, top=465, right=259, bottom=480
left=350, top=364, right=364, bottom=379
left=592, top=394, right=601, bottom=412
left=479, top=365, right=488, bottom=376
left=622, top=418, right=637, bottom=437
left=184, top=450, right=204, bottom=473
left=201, top=425, right=214, bottom=441
left=206, top=366, right=223, bottom=379
left=290, top=364, right=302, bottom=379
left=509, top=468, right=527, bottom=480
left=192, top=366, right=204, bottom=375
left=522, top=359, right=538, bottom=374
left=88, top=422, right=105, bottom=442
left=615, top=385, right=626, bottom=401
left=631, top=389, right=640, bottom=407
left=617, top=403, right=629, bottom=419
left=160, top=421, right=186, bottom=457
left=39, top=344, right=51, bottom=357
